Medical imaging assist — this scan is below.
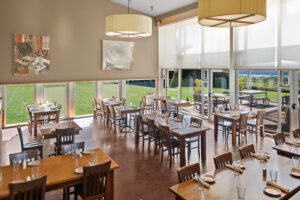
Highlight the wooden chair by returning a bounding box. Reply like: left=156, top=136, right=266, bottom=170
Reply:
left=239, top=144, right=255, bottom=159
left=9, top=175, right=47, bottom=200
left=173, top=113, right=184, bottom=120
left=247, top=110, right=265, bottom=138
left=120, top=98, right=126, bottom=105
left=108, top=106, right=125, bottom=130
left=146, top=118, right=160, bottom=154
left=279, top=185, right=300, bottom=200
left=9, top=150, right=39, bottom=165
left=273, top=132, right=286, bottom=145
left=17, top=125, right=43, bottom=158
left=227, top=113, right=249, bottom=145
left=25, top=105, right=44, bottom=134
left=185, top=117, right=203, bottom=160
left=292, top=128, right=300, bottom=138
left=177, top=163, right=200, bottom=183
left=137, top=115, right=149, bottom=149
left=75, top=161, right=111, bottom=200
left=158, top=124, right=180, bottom=168
left=214, top=107, right=232, bottom=137
left=61, top=142, right=85, bottom=155
left=213, top=152, right=233, bottom=169
left=92, top=98, right=103, bottom=120
left=55, top=127, right=75, bottom=155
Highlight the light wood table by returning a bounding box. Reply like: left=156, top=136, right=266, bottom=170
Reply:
left=115, top=105, right=143, bottom=131
left=170, top=155, right=300, bottom=200
left=167, top=100, right=191, bottom=113
left=0, top=148, right=119, bottom=200
left=39, top=121, right=82, bottom=140
left=214, top=110, right=257, bottom=146
left=273, top=142, right=300, bottom=158
left=143, top=114, right=209, bottom=167
left=96, top=99, right=122, bottom=126
left=29, top=104, right=60, bottom=137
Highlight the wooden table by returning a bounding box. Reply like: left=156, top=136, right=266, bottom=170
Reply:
left=29, top=104, right=60, bottom=137
left=239, top=90, right=267, bottom=110
left=0, top=148, right=119, bottom=200
left=143, top=114, right=209, bottom=167
left=97, top=99, right=122, bottom=126
left=115, top=105, right=143, bottom=131
left=170, top=155, right=300, bottom=200
left=273, top=142, right=300, bottom=158
left=39, top=121, right=82, bottom=140
left=167, top=100, right=191, bottom=113
left=214, top=110, right=257, bottom=146
left=146, top=95, right=168, bottom=109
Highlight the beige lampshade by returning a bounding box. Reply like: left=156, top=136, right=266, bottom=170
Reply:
left=105, top=14, right=152, bottom=38
left=198, top=0, right=266, bottom=27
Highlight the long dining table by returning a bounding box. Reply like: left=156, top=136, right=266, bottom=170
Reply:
left=214, top=110, right=257, bottom=146
left=0, top=148, right=119, bottom=200
left=140, top=113, right=209, bottom=167
left=170, top=154, right=300, bottom=200
left=96, top=99, right=122, bottom=125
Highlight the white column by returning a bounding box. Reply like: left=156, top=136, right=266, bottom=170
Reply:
left=290, top=71, right=298, bottom=132
left=68, top=82, right=75, bottom=119
left=0, top=85, right=5, bottom=128
left=178, top=69, right=182, bottom=100
left=96, top=81, right=103, bottom=100
left=277, top=71, right=282, bottom=132
left=229, top=26, right=237, bottom=106
left=121, top=80, right=126, bottom=98
left=35, top=83, right=44, bottom=105
left=208, top=70, right=213, bottom=121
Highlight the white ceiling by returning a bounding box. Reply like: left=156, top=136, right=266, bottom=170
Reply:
left=111, top=0, right=197, bottom=16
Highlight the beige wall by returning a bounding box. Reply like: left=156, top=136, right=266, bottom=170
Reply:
left=0, top=0, right=158, bottom=84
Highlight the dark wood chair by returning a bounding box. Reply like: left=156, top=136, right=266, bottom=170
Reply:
left=9, top=175, right=47, bottom=200
left=173, top=113, right=184, bottom=120
left=227, top=113, right=249, bottom=145
left=55, top=127, right=75, bottom=155
left=137, top=115, right=149, bottom=149
left=185, top=117, right=203, bottom=160
left=158, top=124, right=180, bottom=168
left=247, top=110, right=265, bottom=138
left=239, top=144, right=255, bottom=159
left=273, top=132, right=286, bottom=145
left=17, top=125, right=43, bottom=158
left=292, top=128, right=300, bottom=138
left=146, top=118, right=160, bottom=154
left=75, top=161, right=111, bottom=200
left=177, top=163, right=200, bottom=183
left=213, top=152, right=233, bottom=169
left=279, top=185, right=300, bottom=200
left=108, top=106, right=125, bottom=130
left=9, top=150, right=39, bottom=165
left=61, top=142, right=85, bottom=155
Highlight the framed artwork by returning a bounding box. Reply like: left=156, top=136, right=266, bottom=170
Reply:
left=102, top=40, right=134, bottom=71
left=14, top=34, right=50, bottom=76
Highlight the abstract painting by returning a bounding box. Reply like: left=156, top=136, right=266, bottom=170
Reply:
left=14, top=34, right=50, bottom=76
left=102, top=40, right=134, bottom=71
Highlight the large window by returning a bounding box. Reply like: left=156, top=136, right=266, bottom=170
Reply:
left=75, top=82, right=96, bottom=116
left=103, top=81, right=119, bottom=100
left=5, top=84, right=35, bottom=125
left=126, top=80, right=156, bottom=106
left=44, top=84, right=67, bottom=116
left=181, top=69, right=201, bottom=102
left=168, top=70, right=179, bottom=100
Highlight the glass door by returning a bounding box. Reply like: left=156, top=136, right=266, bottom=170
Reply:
left=168, top=70, right=179, bottom=100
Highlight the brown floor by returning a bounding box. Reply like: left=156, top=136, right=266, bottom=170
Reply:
left=2, top=116, right=279, bottom=200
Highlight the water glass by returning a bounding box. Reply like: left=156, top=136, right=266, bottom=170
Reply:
left=292, top=156, right=300, bottom=169
left=258, top=151, right=265, bottom=162
left=92, top=153, right=98, bottom=166
left=237, top=186, right=246, bottom=200
left=270, top=169, right=278, bottom=183
left=31, top=166, right=39, bottom=180
left=72, top=149, right=77, bottom=160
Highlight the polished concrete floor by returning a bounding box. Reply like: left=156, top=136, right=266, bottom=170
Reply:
left=2, top=117, right=280, bottom=200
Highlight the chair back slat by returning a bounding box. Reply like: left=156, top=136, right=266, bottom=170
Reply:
left=177, top=163, right=200, bottom=183
left=147, top=119, right=157, bottom=138
left=256, top=110, right=265, bottom=126
left=190, top=117, right=202, bottom=127
left=273, top=132, right=286, bottom=145
left=213, top=152, right=233, bottom=169
left=239, top=113, right=249, bottom=131
left=9, top=176, right=47, bottom=200
left=61, top=142, right=85, bottom=155
left=158, top=124, right=171, bottom=148
left=239, top=144, right=255, bottom=159
left=83, top=161, right=111, bottom=200
left=9, top=150, right=39, bottom=166
left=137, top=115, right=145, bottom=133
left=56, top=127, right=75, bottom=155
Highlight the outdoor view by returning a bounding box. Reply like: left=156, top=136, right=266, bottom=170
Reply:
left=103, top=81, right=119, bottom=99
left=126, top=80, right=156, bottom=106
left=75, top=82, right=96, bottom=116
left=44, top=84, right=67, bottom=116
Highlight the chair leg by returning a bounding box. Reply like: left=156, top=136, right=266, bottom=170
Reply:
left=142, top=135, right=145, bottom=149
left=197, top=139, right=200, bottom=158
left=39, top=147, right=43, bottom=159
left=148, top=138, right=151, bottom=153
left=169, top=148, right=172, bottom=168
left=161, top=148, right=164, bottom=162
left=154, top=139, right=157, bottom=155
left=187, top=143, right=191, bottom=161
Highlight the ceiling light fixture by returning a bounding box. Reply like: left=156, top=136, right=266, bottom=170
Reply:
left=198, top=0, right=266, bottom=27
left=105, top=0, right=152, bottom=38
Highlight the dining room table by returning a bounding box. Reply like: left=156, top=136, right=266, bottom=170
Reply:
left=28, top=104, right=61, bottom=137
left=169, top=154, right=300, bottom=200
left=167, top=100, right=191, bottom=114
left=114, top=105, right=143, bottom=131
left=142, top=113, right=209, bottom=167
left=239, top=90, right=268, bottom=110
left=97, top=99, right=122, bottom=125
left=0, top=148, right=119, bottom=200
left=273, top=140, right=300, bottom=158
left=38, top=120, right=82, bottom=140
left=214, top=109, right=257, bottom=146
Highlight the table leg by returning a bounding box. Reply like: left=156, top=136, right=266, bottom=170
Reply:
left=106, top=106, right=109, bottom=126
left=214, top=115, right=218, bottom=141
left=55, top=112, right=59, bottom=123
left=201, top=132, right=206, bottom=161
left=232, top=120, right=237, bottom=146
left=179, top=137, right=186, bottom=167
left=34, top=114, right=37, bottom=137
left=135, top=116, right=139, bottom=145
left=108, top=170, right=115, bottom=200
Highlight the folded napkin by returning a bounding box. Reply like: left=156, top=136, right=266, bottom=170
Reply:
left=193, top=176, right=210, bottom=189
left=225, top=164, right=244, bottom=173
left=291, top=168, right=300, bottom=173
left=285, top=141, right=300, bottom=148
left=266, top=181, right=289, bottom=193
left=250, top=153, right=268, bottom=161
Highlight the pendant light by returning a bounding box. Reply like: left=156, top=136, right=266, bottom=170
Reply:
left=198, top=0, right=266, bottom=27
left=105, top=0, right=152, bottom=38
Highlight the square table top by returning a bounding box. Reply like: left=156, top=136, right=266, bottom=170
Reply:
left=215, top=110, right=257, bottom=121
left=28, top=104, right=60, bottom=114
left=272, top=142, right=300, bottom=157
left=167, top=100, right=191, bottom=107
left=170, top=155, right=299, bottom=200
left=239, top=90, right=267, bottom=95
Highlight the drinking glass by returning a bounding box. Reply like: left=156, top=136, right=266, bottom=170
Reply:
left=237, top=186, right=246, bottom=200
left=292, top=156, right=300, bottom=169
left=92, top=153, right=98, bottom=166
left=258, top=151, right=265, bottom=162
left=197, top=175, right=204, bottom=191
left=13, top=160, right=20, bottom=180
left=270, top=169, right=278, bottom=183
left=74, top=158, right=79, bottom=169
left=233, top=162, right=240, bottom=176
left=31, top=166, right=39, bottom=180
left=72, top=148, right=77, bottom=159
